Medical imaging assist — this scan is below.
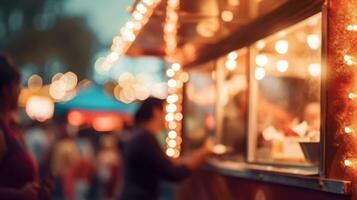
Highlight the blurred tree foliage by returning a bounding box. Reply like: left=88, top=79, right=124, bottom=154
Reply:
left=0, top=0, right=99, bottom=80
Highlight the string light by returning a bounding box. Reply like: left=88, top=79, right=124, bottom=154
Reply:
left=347, top=24, right=357, bottom=32
left=307, top=34, right=321, bottom=50
left=221, top=10, right=234, bottom=22
left=344, top=159, right=352, bottom=167
left=225, top=51, right=238, bottom=71
left=256, top=40, right=266, bottom=49
left=101, top=0, right=161, bottom=71
left=348, top=92, right=357, bottom=100
left=28, top=74, right=43, bottom=91
left=276, top=60, right=289, bottom=72
left=164, top=0, right=181, bottom=158
left=344, top=54, right=355, bottom=66
left=344, top=126, right=354, bottom=134
left=255, top=54, right=268, bottom=66
left=275, top=39, right=289, bottom=54
left=308, top=63, right=321, bottom=77
left=255, top=67, right=266, bottom=80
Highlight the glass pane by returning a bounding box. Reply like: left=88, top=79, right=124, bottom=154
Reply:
left=183, top=63, right=216, bottom=152
left=216, top=48, right=248, bottom=161
left=249, top=13, right=322, bottom=166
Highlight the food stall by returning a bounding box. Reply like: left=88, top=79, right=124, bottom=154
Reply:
left=120, top=0, right=357, bottom=199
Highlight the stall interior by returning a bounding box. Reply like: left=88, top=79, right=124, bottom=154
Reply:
left=249, top=13, right=322, bottom=167
left=184, top=13, right=322, bottom=172
left=215, top=48, right=249, bottom=161
left=183, top=63, right=216, bottom=152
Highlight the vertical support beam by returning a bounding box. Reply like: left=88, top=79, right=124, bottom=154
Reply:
left=325, top=0, right=357, bottom=197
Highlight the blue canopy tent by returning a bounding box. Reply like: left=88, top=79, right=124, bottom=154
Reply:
left=55, top=83, right=138, bottom=115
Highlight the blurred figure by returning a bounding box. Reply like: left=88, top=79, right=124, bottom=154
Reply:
left=50, top=122, right=80, bottom=200
left=119, top=97, right=212, bottom=200
left=0, top=55, right=52, bottom=200
left=73, top=137, right=96, bottom=200
left=97, top=135, right=121, bottom=200
left=24, top=122, right=55, bottom=177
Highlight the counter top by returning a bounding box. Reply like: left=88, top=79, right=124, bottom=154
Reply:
left=205, top=158, right=351, bottom=195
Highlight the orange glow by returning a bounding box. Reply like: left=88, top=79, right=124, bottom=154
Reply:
left=68, top=111, right=85, bottom=126
left=92, top=116, right=118, bottom=132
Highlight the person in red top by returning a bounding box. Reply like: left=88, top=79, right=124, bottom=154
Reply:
left=0, top=55, right=51, bottom=200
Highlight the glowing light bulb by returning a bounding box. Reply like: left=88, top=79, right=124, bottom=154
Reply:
left=167, top=94, right=179, bottom=103
left=166, top=104, right=177, bottom=113
left=168, top=139, right=177, bottom=147
left=168, top=79, right=177, bottom=88
left=348, top=92, right=357, bottom=100
left=52, top=73, right=64, bottom=83
left=276, top=60, right=289, bottom=72
left=344, top=55, right=351, bottom=61
left=49, top=80, right=66, bottom=100
left=168, top=130, right=177, bottom=138
left=228, top=52, right=238, bottom=60
left=275, top=40, right=289, bottom=54
left=307, top=34, right=320, bottom=50
left=143, top=0, right=154, bottom=6
left=108, top=52, right=119, bottom=62
left=179, top=72, right=190, bottom=82
left=221, top=10, right=233, bottom=22
left=165, top=113, right=175, bottom=122
left=166, top=148, right=175, bottom=156
left=344, top=159, right=352, bottom=167
left=174, top=113, right=183, bottom=121
left=168, top=121, right=177, bottom=129
left=166, top=69, right=175, bottom=77
left=255, top=67, right=266, bottom=80
left=172, top=63, right=181, bottom=71
left=347, top=24, right=357, bottom=32
left=256, top=40, right=266, bottom=49
left=225, top=60, right=237, bottom=71
left=133, top=12, right=144, bottom=21
left=136, top=3, right=147, bottom=14
left=255, top=54, right=268, bottom=66
left=308, top=63, right=321, bottom=77
left=347, top=25, right=353, bottom=31
left=344, top=126, right=353, bottom=134
left=28, top=74, right=43, bottom=91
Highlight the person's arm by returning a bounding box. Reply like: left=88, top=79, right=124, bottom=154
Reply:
left=139, top=134, right=213, bottom=182
left=139, top=134, right=191, bottom=182
left=183, top=144, right=212, bottom=171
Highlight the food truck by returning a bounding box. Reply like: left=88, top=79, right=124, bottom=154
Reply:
left=124, top=0, right=357, bottom=199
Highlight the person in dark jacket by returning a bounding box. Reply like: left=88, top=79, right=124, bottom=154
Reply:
left=119, top=97, right=212, bottom=200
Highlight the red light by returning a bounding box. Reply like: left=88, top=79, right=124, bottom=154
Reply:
left=92, top=116, right=117, bottom=132
left=68, top=111, right=85, bottom=126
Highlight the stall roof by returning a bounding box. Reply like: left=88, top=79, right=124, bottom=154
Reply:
left=126, top=0, right=323, bottom=67
left=55, top=84, right=138, bottom=114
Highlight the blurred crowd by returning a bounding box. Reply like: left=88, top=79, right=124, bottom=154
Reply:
left=23, top=121, right=123, bottom=200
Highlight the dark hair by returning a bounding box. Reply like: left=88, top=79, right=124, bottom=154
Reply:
left=0, top=55, right=21, bottom=113
left=134, top=97, right=164, bottom=124
left=0, top=55, right=20, bottom=87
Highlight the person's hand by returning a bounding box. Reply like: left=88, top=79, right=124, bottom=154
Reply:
left=20, top=182, right=39, bottom=200
left=201, top=137, right=214, bottom=155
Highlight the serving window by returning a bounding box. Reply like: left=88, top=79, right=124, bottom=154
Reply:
left=216, top=48, right=249, bottom=161
left=248, top=13, right=322, bottom=167
left=183, top=63, right=216, bottom=152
